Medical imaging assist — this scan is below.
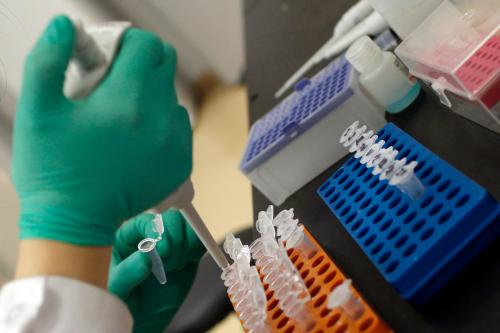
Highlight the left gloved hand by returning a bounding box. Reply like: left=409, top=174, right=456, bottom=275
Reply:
left=108, top=210, right=206, bottom=333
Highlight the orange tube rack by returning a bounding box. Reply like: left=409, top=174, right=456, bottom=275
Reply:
left=230, top=228, right=393, bottom=333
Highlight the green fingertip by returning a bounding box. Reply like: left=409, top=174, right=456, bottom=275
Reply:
left=43, top=15, right=74, bottom=44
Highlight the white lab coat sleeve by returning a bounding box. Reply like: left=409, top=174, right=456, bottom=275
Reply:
left=0, top=276, right=133, bottom=333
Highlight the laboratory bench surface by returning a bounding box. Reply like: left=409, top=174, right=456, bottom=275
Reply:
left=244, top=1, right=500, bottom=332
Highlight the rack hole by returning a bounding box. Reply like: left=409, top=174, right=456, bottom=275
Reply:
left=378, top=251, right=391, bottom=264
left=320, top=308, right=330, bottom=318
left=351, top=219, right=363, bottom=231
left=364, top=235, right=376, bottom=246
left=429, top=203, right=443, bottom=216
left=334, top=199, right=346, bottom=210
left=367, top=205, right=378, bottom=217
left=325, top=188, right=335, bottom=198
left=329, top=192, right=340, bottom=204
left=291, top=254, right=299, bottom=263
left=447, top=187, right=460, bottom=200
left=358, top=226, right=370, bottom=238
left=340, top=206, right=351, bottom=217
left=397, top=204, right=409, bottom=216
left=420, top=196, right=433, bottom=208
left=438, top=180, right=451, bottom=192
left=373, top=212, right=385, bottom=224
left=277, top=317, right=289, bottom=329
left=327, top=313, right=341, bottom=327
left=382, top=190, right=394, bottom=202
left=306, top=277, right=315, bottom=288
left=343, top=179, right=354, bottom=190
left=268, top=299, right=279, bottom=311
left=338, top=174, right=348, bottom=185
left=412, top=220, right=425, bottom=232
left=314, top=295, right=327, bottom=308
left=376, top=183, right=388, bottom=195
left=361, top=198, right=372, bottom=209
left=330, top=278, right=344, bottom=292
left=345, top=212, right=357, bottom=224
left=324, top=271, right=337, bottom=283
left=403, top=244, right=417, bottom=257
left=272, top=308, right=283, bottom=320
left=421, top=228, right=435, bottom=241
left=312, top=255, right=325, bottom=267
left=415, top=160, right=426, bottom=172
left=320, top=181, right=331, bottom=191
left=360, top=317, right=374, bottom=332
left=395, top=235, right=409, bottom=248
left=335, top=324, right=348, bottom=333
left=456, top=194, right=470, bottom=207
left=284, top=326, right=295, bottom=333
left=310, top=286, right=321, bottom=297
left=332, top=169, right=343, bottom=179
left=404, top=212, right=417, bottom=224
left=358, top=167, right=368, bottom=177
left=349, top=185, right=360, bottom=196
left=371, top=243, right=383, bottom=255
left=296, top=262, right=304, bottom=270
left=429, top=173, right=442, bottom=185
left=386, top=260, right=400, bottom=274
left=318, top=263, right=330, bottom=275
left=387, top=227, right=400, bottom=240
left=439, top=211, right=452, bottom=224
left=354, top=192, right=366, bottom=203
left=380, top=219, right=393, bottom=232
left=369, top=178, right=379, bottom=188
left=301, top=269, right=310, bottom=279
left=420, top=166, right=433, bottom=179
left=399, top=149, right=411, bottom=159
left=364, top=173, right=373, bottom=183
left=389, top=197, right=401, bottom=209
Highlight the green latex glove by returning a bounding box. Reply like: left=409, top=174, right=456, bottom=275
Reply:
left=108, top=210, right=206, bottom=333
left=12, top=16, right=192, bottom=245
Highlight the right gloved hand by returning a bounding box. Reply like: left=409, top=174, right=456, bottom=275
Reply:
left=12, top=16, right=192, bottom=246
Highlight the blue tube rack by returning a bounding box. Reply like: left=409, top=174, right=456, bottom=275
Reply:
left=317, top=123, right=500, bottom=304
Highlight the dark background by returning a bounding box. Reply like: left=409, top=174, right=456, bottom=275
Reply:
left=244, top=1, right=500, bottom=332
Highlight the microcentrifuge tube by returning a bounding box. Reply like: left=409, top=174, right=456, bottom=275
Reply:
left=372, top=147, right=398, bottom=175
left=349, top=129, right=373, bottom=153
left=380, top=158, right=406, bottom=181
left=340, top=121, right=359, bottom=146
left=138, top=238, right=167, bottom=285
left=354, top=134, right=378, bottom=159
left=327, top=279, right=365, bottom=320
left=345, top=125, right=367, bottom=150
left=72, top=20, right=106, bottom=72
left=390, top=161, right=425, bottom=200
left=361, top=140, right=385, bottom=166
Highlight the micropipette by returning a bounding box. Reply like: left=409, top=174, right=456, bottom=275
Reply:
left=274, top=10, right=387, bottom=99
left=154, top=179, right=230, bottom=270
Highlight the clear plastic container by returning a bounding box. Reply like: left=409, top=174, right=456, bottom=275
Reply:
left=395, top=0, right=500, bottom=127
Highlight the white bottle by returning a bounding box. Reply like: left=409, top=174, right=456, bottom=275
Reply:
left=346, top=36, right=420, bottom=114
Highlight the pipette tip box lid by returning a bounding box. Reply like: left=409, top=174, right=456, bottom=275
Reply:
left=317, top=123, right=500, bottom=304
left=395, top=0, right=500, bottom=115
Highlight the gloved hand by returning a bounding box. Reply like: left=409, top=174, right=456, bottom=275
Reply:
left=108, top=210, right=206, bottom=333
left=12, top=16, right=192, bottom=245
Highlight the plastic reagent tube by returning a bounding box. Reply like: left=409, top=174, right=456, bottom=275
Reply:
left=138, top=238, right=167, bottom=285
left=327, top=279, right=365, bottom=319
left=346, top=36, right=420, bottom=113
left=390, top=161, right=425, bottom=200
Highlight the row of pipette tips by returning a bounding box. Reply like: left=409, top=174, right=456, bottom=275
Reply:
left=223, top=206, right=370, bottom=331
left=340, top=121, right=425, bottom=200
left=222, top=235, right=270, bottom=333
